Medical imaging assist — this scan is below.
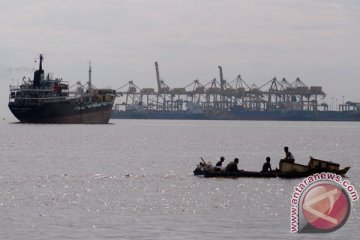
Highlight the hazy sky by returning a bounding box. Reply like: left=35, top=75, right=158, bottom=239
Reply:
left=1, top=0, right=360, bottom=119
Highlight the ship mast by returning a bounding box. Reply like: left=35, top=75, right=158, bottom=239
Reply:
left=88, top=62, right=92, bottom=103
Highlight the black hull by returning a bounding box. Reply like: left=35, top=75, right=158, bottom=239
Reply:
left=9, top=101, right=114, bottom=124
left=199, top=168, right=350, bottom=179
left=203, top=170, right=277, bottom=178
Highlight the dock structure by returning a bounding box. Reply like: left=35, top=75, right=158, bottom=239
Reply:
left=113, top=62, right=353, bottom=115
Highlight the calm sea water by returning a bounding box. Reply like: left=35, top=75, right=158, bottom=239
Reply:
left=0, top=119, right=359, bottom=239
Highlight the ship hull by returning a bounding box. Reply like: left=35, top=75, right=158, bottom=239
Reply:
left=229, top=109, right=360, bottom=121
left=111, top=110, right=206, bottom=120
left=9, top=101, right=114, bottom=124
left=111, top=109, right=360, bottom=121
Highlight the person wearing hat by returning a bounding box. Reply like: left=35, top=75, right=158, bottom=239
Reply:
left=261, top=156, right=272, bottom=172
left=225, top=158, right=240, bottom=172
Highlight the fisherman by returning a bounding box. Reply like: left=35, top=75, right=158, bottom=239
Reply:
left=261, top=157, right=272, bottom=172
left=225, top=158, right=240, bottom=172
left=199, top=162, right=206, bottom=167
left=283, top=146, right=295, bottom=163
left=215, top=156, right=225, bottom=167
left=195, top=159, right=214, bottom=173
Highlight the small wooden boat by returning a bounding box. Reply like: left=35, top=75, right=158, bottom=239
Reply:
left=194, top=157, right=350, bottom=179
left=202, top=167, right=350, bottom=179
left=193, top=166, right=207, bottom=176
left=203, top=170, right=277, bottom=178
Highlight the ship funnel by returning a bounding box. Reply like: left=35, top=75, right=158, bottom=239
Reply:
left=33, top=54, right=44, bottom=88
left=39, top=54, right=43, bottom=71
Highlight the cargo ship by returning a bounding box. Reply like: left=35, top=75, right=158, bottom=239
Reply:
left=111, top=62, right=360, bottom=121
left=8, top=55, right=116, bottom=124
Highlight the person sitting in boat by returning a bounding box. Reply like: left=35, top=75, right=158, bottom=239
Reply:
left=282, top=146, right=295, bottom=163
left=195, top=160, right=213, bottom=173
left=225, top=158, right=240, bottom=172
left=215, top=156, right=225, bottom=167
left=199, top=162, right=206, bottom=167
left=261, top=157, right=272, bottom=172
